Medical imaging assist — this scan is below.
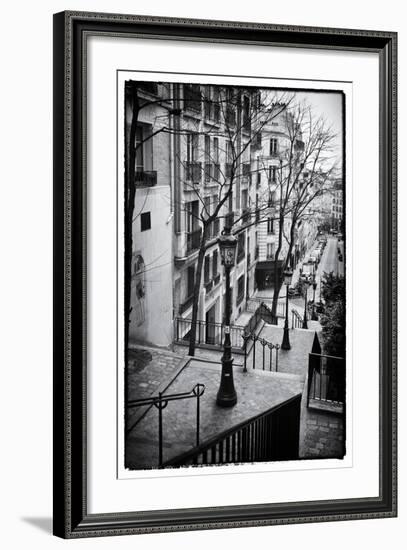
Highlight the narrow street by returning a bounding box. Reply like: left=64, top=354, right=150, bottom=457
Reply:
left=318, top=237, right=344, bottom=279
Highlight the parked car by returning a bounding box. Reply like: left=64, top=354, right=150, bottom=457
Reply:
left=300, top=262, right=314, bottom=282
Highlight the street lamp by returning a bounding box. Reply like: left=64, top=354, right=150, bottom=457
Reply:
left=302, top=279, right=310, bottom=329
left=311, top=276, right=318, bottom=321
left=281, top=266, right=293, bottom=350
left=216, top=226, right=238, bottom=407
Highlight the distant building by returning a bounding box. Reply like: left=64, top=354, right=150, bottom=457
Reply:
left=331, top=185, right=344, bottom=231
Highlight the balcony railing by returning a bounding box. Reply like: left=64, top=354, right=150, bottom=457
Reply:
left=135, top=170, right=157, bottom=187
left=186, top=227, right=202, bottom=255
left=163, top=395, right=301, bottom=467
left=186, top=162, right=202, bottom=184
left=184, top=85, right=201, bottom=112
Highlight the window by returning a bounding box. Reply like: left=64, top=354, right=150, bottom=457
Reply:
left=269, top=166, right=277, bottom=182
left=187, top=265, right=195, bottom=297
left=241, top=189, right=248, bottom=210
left=213, top=138, right=219, bottom=163
left=226, top=140, right=233, bottom=163
left=186, top=200, right=199, bottom=232
left=267, top=218, right=274, bottom=234
left=213, top=250, right=218, bottom=277
left=204, top=136, right=211, bottom=182
left=204, top=196, right=211, bottom=220
left=135, top=126, right=144, bottom=173
left=243, top=95, right=251, bottom=132
left=187, top=133, right=199, bottom=163
left=140, top=212, right=151, bottom=232
left=255, top=194, right=260, bottom=224
left=270, top=138, right=278, bottom=156
left=204, top=86, right=211, bottom=119
left=236, top=275, right=245, bottom=305
left=204, top=255, right=210, bottom=283
left=184, top=84, right=201, bottom=112
left=237, top=232, right=245, bottom=262
left=267, top=243, right=275, bottom=259
left=135, top=123, right=155, bottom=186
left=205, top=135, right=211, bottom=161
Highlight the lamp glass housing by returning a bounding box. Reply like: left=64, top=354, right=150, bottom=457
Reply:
left=283, top=268, right=293, bottom=286
left=218, top=232, right=237, bottom=267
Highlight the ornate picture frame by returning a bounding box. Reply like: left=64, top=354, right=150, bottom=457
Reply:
left=53, top=11, right=397, bottom=538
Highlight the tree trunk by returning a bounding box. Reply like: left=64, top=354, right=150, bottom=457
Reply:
left=270, top=212, right=284, bottom=317
left=187, top=230, right=207, bottom=356
left=124, top=85, right=139, bottom=397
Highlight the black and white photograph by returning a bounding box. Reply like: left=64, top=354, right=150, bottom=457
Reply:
left=123, top=79, right=346, bottom=471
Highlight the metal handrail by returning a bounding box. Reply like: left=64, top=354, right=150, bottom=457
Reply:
left=128, top=384, right=205, bottom=467
left=241, top=332, right=280, bottom=373
left=291, top=308, right=303, bottom=329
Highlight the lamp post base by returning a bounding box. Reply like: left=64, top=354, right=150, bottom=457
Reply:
left=281, top=328, right=291, bottom=350
left=216, top=357, right=237, bottom=407
left=216, top=392, right=237, bottom=408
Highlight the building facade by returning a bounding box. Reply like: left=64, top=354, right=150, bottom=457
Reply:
left=126, top=81, right=321, bottom=349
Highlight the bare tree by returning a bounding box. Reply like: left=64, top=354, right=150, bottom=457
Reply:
left=265, top=102, right=339, bottom=317
left=173, top=88, right=293, bottom=356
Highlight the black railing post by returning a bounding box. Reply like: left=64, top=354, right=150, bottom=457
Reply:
left=275, top=344, right=280, bottom=372
left=157, top=393, right=164, bottom=467
left=268, top=343, right=273, bottom=371
left=252, top=335, right=256, bottom=369
left=261, top=338, right=266, bottom=370
left=242, top=333, right=249, bottom=373
left=193, top=383, right=205, bottom=447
